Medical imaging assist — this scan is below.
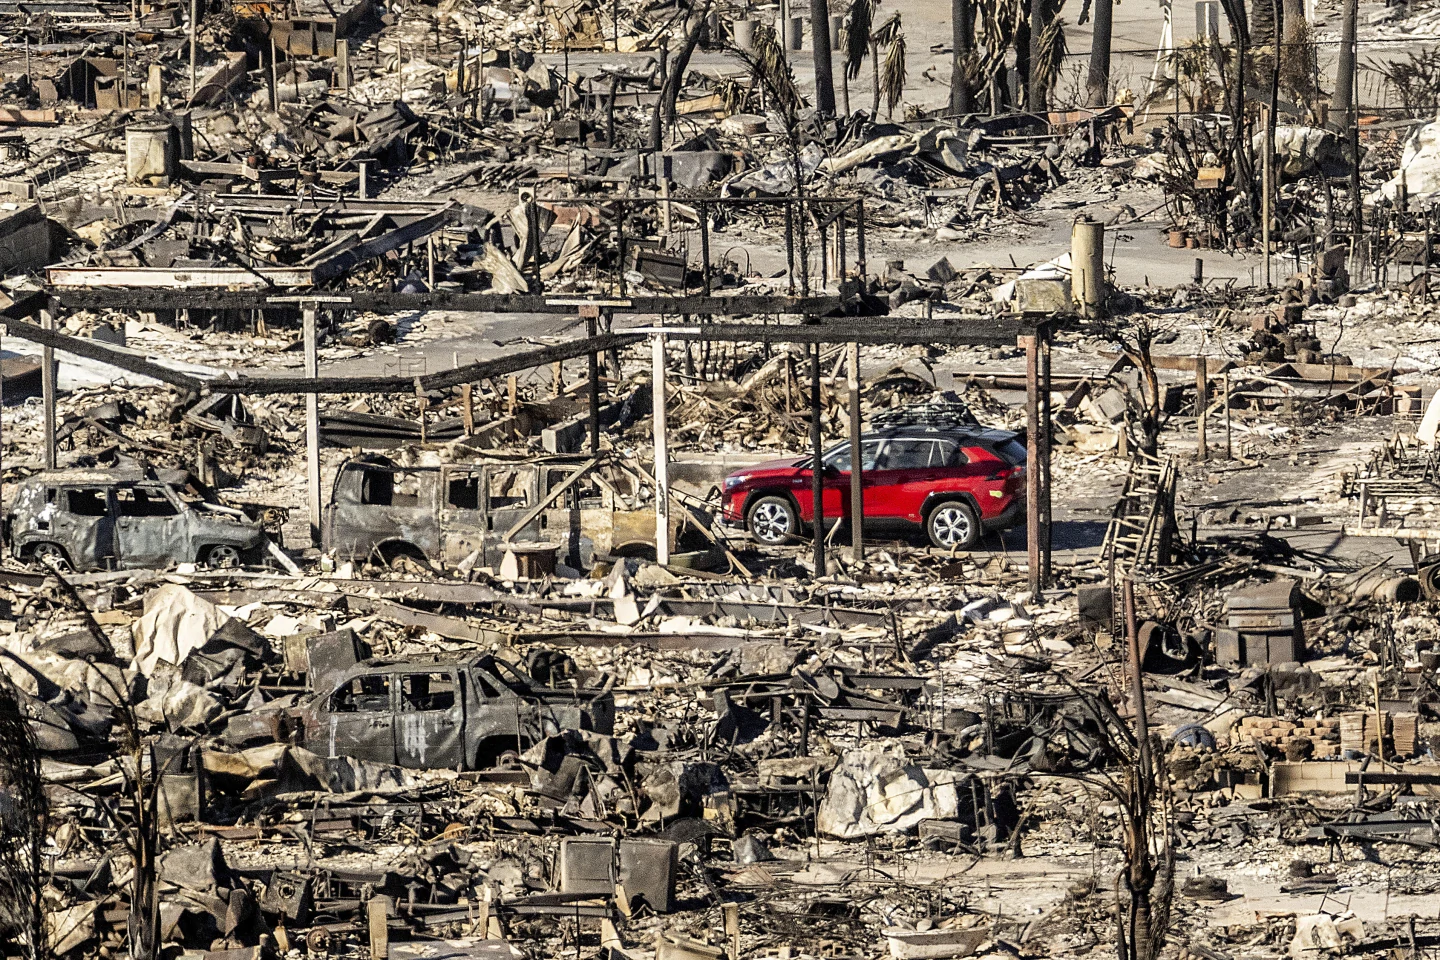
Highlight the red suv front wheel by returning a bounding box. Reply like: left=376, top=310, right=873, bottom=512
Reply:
left=927, top=500, right=980, bottom=549
left=747, top=495, right=799, bottom=545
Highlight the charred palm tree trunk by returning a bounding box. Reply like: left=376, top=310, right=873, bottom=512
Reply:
left=1332, top=0, right=1356, bottom=125
left=811, top=0, right=836, bottom=115
left=1028, top=0, right=1049, bottom=111
left=650, top=6, right=710, bottom=149
left=1087, top=0, right=1113, bottom=105
left=870, top=37, right=881, bottom=113
left=950, top=0, right=973, bottom=112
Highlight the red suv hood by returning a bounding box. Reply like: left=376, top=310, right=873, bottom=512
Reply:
left=731, top=456, right=807, bottom=476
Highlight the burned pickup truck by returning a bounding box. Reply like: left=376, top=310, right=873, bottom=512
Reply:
left=4, top=467, right=277, bottom=571
left=290, top=653, right=615, bottom=769
left=323, top=452, right=698, bottom=571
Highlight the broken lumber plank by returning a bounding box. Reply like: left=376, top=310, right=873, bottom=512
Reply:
left=343, top=596, right=513, bottom=645
left=0, top=107, right=58, bottom=125
left=188, top=51, right=247, bottom=107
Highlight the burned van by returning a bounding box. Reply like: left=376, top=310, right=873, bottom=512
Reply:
left=322, top=453, right=691, bottom=570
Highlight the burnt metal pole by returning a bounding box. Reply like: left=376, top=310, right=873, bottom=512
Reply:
left=189, top=0, right=198, bottom=99
left=1023, top=332, right=1041, bottom=600
left=40, top=309, right=56, bottom=470
left=586, top=309, right=601, bottom=454
left=847, top=341, right=864, bottom=560
left=700, top=201, right=712, bottom=296
left=811, top=343, right=825, bottom=576
left=652, top=326, right=671, bottom=566
left=1039, top=329, right=1052, bottom=586
left=304, top=306, right=321, bottom=546
left=1195, top=355, right=1208, bottom=460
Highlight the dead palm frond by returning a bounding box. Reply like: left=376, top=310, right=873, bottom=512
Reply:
left=1141, top=36, right=1224, bottom=112
left=872, top=10, right=903, bottom=46
left=841, top=0, right=874, bottom=80
left=880, top=24, right=906, bottom=117
left=730, top=23, right=802, bottom=119
left=1032, top=14, right=1068, bottom=101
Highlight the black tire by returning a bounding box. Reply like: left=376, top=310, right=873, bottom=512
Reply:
left=747, top=495, right=799, bottom=545
left=29, top=542, right=72, bottom=572
left=926, top=500, right=980, bottom=549
left=203, top=544, right=242, bottom=568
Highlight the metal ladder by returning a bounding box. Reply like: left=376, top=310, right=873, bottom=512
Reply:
left=1101, top=453, right=1177, bottom=637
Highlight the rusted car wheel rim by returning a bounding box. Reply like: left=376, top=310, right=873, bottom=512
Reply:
left=206, top=545, right=241, bottom=568
left=32, top=544, right=71, bottom=572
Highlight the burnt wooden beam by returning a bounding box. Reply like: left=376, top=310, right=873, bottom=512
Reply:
left=2, top=313, right=206, bottom=393
left=46, top=289, right=851, bottom=317
left=206, top=333, right=646, bottom=395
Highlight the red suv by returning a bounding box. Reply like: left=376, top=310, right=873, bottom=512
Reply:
left=720, top=425, right=1027, bottom=549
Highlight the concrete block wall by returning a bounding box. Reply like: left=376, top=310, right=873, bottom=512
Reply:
left=1271, top=760, right=1361, bottom=795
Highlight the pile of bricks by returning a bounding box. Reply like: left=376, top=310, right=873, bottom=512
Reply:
left=1236, top=715, right=1341, bottom=758
left=1336, top=705, right=1416, bottom=759
left=1337, top=711, right=1419, bottom=757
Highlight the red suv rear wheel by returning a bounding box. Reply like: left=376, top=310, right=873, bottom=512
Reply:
left=927, top=500, right=980, bottom=549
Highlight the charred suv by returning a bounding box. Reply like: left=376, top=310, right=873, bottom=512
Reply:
left=323, top=452, right=696, bottom=570
left=291, top=653, right=616, bottom=770
left=4, top=467, right=273, bottom=571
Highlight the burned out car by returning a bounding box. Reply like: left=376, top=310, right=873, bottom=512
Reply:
left=290, top=652, right=616, bottom=769
left=4, top=467, right=272, bottom=571
left=322, top=452, right=696, bottom=570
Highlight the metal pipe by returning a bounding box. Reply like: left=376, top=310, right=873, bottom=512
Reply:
left=810, top=342, right=825, bottom=576
left=189, top=0, right=198, bottom=100
left=700, top=201, right=712, bottom=296
left=847, top=341, right=863, bottom=560
left=587, top=312, right=601, bottom=454
left=304, top=307, right=321, bottom=546
left=1195, top=355, right=1208, bottom=460
left=1024, top=333, right=1040, bottom=600
left=855, top=199, right=867, bottom=284
left=1039, top=330, right=1052, bottom=587
left=652, top=328, right=671, bottom=566
left=784, top=200, right=796, bottom=295
left=41, top=309, right=56, bottom=470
